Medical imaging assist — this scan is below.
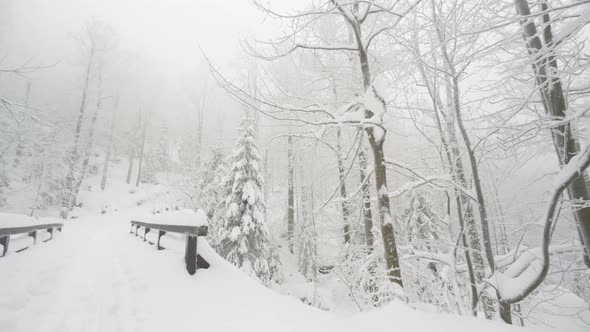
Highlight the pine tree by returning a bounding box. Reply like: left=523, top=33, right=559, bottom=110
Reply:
left=217, top=112, right=282, bottom=285
left=401, top=191, right=449, bottom=307
left=199, top=147, right=227, bottom=238
left=155, top=122, right=170, bottom=172
left=143, top=122, right=169, bottom=183
left=402, top=192, right=445, bottom=251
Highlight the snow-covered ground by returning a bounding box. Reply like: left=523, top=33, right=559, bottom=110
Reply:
left=1, top=170, right=587, bottom=331
left=0, top=210, right=544, bottom=332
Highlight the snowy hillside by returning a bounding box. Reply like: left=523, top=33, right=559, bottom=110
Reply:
left=0, top=173, right=584, bottom=331
left=0, top=211, right=544, bottom=332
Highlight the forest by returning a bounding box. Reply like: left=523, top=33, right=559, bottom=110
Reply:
left=1, top=0, right=590, bottom=330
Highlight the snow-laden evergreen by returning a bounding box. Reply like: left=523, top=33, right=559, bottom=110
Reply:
left=217, top=112, right=282, bottom=285
left=198, top=147, right=227, bottom=239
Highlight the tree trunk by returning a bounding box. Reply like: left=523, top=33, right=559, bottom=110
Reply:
left=287, top=136, right=295, bottom=253
left=61, top=43, right=94, bottom=219
left=346, top=8, right=403, bottom=286
left=413, top=34, right=480, bottom=314
left=72, top=65, right=103, bottom=207
left=366, top=130, right=402, bottom=286
left=514, top=0, right=590, bottom=265
left=126, top=149, right=134, bottom=185
left=429, top=1, right=497, bottom=317
left=359, top=134, right=374, bottom=251
left=336, top=128, right=352, bottom=244
left=101, top=97, right=117, bottom=191
left=135, top=121, right=147, bottom=187
left=136, top=116, right=147, bottom=187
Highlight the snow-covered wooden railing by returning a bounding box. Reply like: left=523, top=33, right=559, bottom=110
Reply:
left=0, top=223, right=63, bottom=257
left=130, top=209, right=209, bottom=275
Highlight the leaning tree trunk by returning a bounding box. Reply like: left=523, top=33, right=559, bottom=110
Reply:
left=514, top=0, right=590, bottom=268
left=61, top=44, right=94, bottom=219
left=430, top=1, right=497, bottom=318
left=72, top=66, right=103, bottom=207
left=416, top=45, right=480, bottom=315
left=101, top=98, right=117, bottom=191
left=447, top=74, right=500, bottom=321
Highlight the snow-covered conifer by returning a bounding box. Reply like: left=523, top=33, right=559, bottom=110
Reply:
left=199, top=147, right=227, bottom=237
left=217, top=112, right=282, bottom=285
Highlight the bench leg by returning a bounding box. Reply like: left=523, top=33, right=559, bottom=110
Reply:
left=0, top=235, right=9, bottom=257
left=135, top=225, right=140, bottom=237
left=130, top=224, right=134, bottom=234
left=197, top=254, right=210, bottom=269
left=157, top=230, right=166, bottom=250
left=185, top=235, right=197, bottom=275
left=144, top=228, right=150, bottom=242
left=29, top=230, right=37, bottom=245
left=46, top=228, right=54, bottom=242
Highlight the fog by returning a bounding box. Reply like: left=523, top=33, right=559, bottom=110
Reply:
left=1, top=0, right=287, bottom=152
left=1, top=1, right=590, bottom=330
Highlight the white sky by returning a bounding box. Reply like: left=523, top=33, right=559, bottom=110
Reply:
left=1, top=0, right=295, bottom=140
left=5, top=0, right=286, bottom=72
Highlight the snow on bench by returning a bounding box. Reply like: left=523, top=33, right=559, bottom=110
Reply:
left=130, top=209, right=209, bottom=275
left=0, top=213, right=63, bottom=257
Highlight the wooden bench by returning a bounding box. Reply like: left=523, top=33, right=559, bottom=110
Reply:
left=0, top=223, right=63, bottom=257
left=130, top=220, right=209, bottom=275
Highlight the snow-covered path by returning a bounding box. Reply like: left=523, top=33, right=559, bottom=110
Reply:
left=0, top=213, right=542, bottom=332
left=1, top=215, right=142, bottom=331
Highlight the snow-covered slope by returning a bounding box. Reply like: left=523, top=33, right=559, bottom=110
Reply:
left=0, top=209, right=564, bottom=332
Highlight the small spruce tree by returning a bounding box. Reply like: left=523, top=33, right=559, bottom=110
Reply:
left=217, top=112, right=282, bottom=285
left=402, top=191, right=448, bottom=307
left=199, top=147, right=227, bottom=238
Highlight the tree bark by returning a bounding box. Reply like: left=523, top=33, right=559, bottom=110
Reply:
left=367, top=130, right=402, bottom=286
left=514, top=0, right=590, bottom=268
left=359, top=134, right=374, bottom=251
left=101, top=97, right=117, bottom=191
left=287, top=135, right=295, bottom=253
left=72, top=65, right=103, bottom=207
left=336, top=128, right=352, bottom=244
left=136, top=115, right=146, bottom=187
left=126, top=149, right=134, bottom=185
left=337, top=0, right=403, bottom=286
left=61, top=41, right=95, bottom=219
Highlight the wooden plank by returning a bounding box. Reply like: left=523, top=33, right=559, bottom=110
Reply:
left=0, top=235, right=9, bottom=257
left=29, top=230, right=37, bottom=245
left=130, top=221, right=208, bottom=236
left=130, top=220, right=209, bottom=275
left=157, top=230, right=166, bottom=250
left=0, top=223, right=64, bottom=236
